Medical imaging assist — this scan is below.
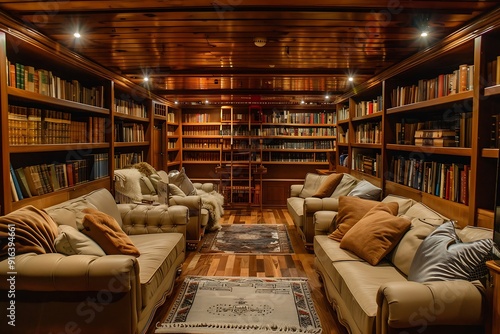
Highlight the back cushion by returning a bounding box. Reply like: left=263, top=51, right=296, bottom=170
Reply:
left=299, top=173, right=327, bottom=198
left=382, top=195, right=416, bottom=215
left=331, top=173, right=358, bottom=198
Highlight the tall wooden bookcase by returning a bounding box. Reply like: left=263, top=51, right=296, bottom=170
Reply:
left=334, top=8, right=500, bottom=229
left=180, top=103, right=336, bottom=207
left=0, top=17, right=174, bottom=214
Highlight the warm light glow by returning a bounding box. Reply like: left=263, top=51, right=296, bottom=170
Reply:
left=205, top=100, right=209, bottom=104
left=325, top=95, right=330, bottom=100
left=301, top=100, right=305, bottom=104
left=174, top=100, right=179, bottom=104
left=421, top=31, right=428, bottom=37
left=348, top=76, right=354, bottom=82
left=143, top=77, right=149, bottom=82
left=74, top=32, right=81, bottom=38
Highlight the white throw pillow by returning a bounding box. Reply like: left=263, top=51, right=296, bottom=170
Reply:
left=347, top=179, right=382, bottom=200
left=54, top=225, right=106, bottom=256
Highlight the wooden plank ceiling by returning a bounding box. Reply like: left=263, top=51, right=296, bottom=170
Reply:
left=0, top=0, right=498, bottom=105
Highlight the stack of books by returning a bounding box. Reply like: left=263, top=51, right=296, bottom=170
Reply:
left=414, top=129, right=458, bottom=147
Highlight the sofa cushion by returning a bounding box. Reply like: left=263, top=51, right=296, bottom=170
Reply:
left=458, top=226, right=493, bottom=242
left=54, top=225, right=106, bottom=256
left=389, top=218, right=436, bottom=276
left=328, top=196, right=381, bottom=242
left=139, top=175, right=156, bottom=195
left=334, top=260, right=407, bottom=334
left=312, top=173, right=343, bottom=197
left=81, top=208, right=140, bottom=257
left=299, top=173, right=327, bottom=198
left=340, top=202, right=408, bottom=265
left=331, top=173, right=359, bottom=198
left=347, top=179, right=382, bottom=200
left=404, top=202, right=448, bottom=225
left=408, top=221, right=495, bottom=282
left=168, top=184, right=186, bottom=197
left=83, top=188, right=124, bottom=227
left=168, top=167, right=197, bottom=196
left=381, top=195, right=416, bottom=215
left=0, top=205, right=59, bottom=256
left=44, top=198, right=98, bottom=230
left=114, top=168, right=143, bottom=201
left=130, top=233, right=185, bottom=309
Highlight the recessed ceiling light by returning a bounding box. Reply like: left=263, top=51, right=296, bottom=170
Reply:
left=348, top=76, right=354, bottom=82
left=143, top=77, right=149, bottom=82
left=74, top=32, right=81, bottom=38
left=325, top=95, right=330, bottom=100
left=421, top=31, right=429, bottom=37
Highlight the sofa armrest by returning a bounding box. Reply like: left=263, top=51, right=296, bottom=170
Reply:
left=304, top=197, right=339, bottom=212
left=314, top=210, right=338, bottom=235
left=118, top=203, right=189, bottom=235
left=376, top=280, right=485, bottom=333
left=168, top=195, right=202, bottom=210
left=0, top=253, right=139, bottom=292
left=290, top=184, right=303, bottom=197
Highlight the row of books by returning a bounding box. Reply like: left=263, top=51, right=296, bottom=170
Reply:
left=10, top=154, right=109, bottom=201
left=261, top=140, right=334, bottom=150
left=114, top=152, right=144, bottom=169
left=154, top=103, right=167, bottom=117
left=354, top=121, right=382, bottom=144
left=114, top=122, right=145, bottom=142
left=337, top=128, right=349, bottom=144
left=390, top=64, right=474, bottom=107
left=221, top=112, right=250, bottom=122
left=339, top=153, right=349, bottom=167
left=354, top=96, right=383, bottom=117
left=258, top=127, right=335, bottom=137
left=8, top=105, right=107, bottom=145
left=182, top=125, right=220, bottom=136
left=351, top=153, right=381, bottom=178
left=338, top=106, right=349, bottom=121
left=114, top=98, right=148, bottom=118
left=395, top=113, right=472, bottom=147
left=390, top=156, right=470, bottom=204
left=183, top=139, right=219, bottom=149
left=7, top=60, right=105, bottom=107
left=263, top=111, right=336, bottom=125
left=183, top=152, right=220, bottom=161
left=182, top=113, right=217, bottom=123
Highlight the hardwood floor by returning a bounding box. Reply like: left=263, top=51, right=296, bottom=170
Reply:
left=146, top=208, right=349, bottom=334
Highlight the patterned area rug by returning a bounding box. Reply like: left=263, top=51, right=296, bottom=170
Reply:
left=155, top=276, right=322, bottom=333
left=199, top=224, right=294, bottom=254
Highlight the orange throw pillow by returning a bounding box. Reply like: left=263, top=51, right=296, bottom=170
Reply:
left=312, top=173, right=343, bottom=198
left=340, top=202, right=410, bottom=265
left=81, top=208, right=140, bottom=257
left=328, top=196, right=384, bottom=241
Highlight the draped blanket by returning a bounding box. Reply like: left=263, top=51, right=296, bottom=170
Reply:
left=0, top=205, right=59, bottom=257
left=114, top=169, right=142, bottom=201
left=198, top=190, right=224, bottom=231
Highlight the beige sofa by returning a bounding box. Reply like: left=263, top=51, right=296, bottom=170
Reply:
left=287, top=172, right=381, bottom=249
left=313, top=194, right=490, bottom=334
left=0, top=188, right=189, bottom=334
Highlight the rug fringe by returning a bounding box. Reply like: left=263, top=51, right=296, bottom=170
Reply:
left=155, top=321, right=322, bottom=333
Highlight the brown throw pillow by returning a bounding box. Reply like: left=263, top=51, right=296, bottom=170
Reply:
left=81, top=208, right=140, bottom=257
left=340, top=202, right=410, bottom=265
left=312, top=173, right=344, bottom=198
left=328, top=196, right=382, bottom=241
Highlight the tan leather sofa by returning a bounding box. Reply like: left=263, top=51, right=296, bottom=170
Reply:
left=0, top=188, right=189, bottom=334
left=287, top=172, right=382, bottom=249
left=313, top=195, right=489, bottom=334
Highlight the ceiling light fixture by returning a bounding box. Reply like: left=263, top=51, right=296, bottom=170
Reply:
left=143, top=77, right=149, bottom=82
left=254, top=37, right=267, bottom=47
left=348, top=76, right=354, bottom=82
left=421, top=31, right=429, bottom=37
left=74, top=32, right=81, bottom=38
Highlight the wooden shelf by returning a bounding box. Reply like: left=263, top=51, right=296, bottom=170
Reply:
left=114, top=141, right=150, bottom=147
left=482, top=148, right=499, bottom=158
left=351, top=112, right=383, bottom=122
left=386, top=91, right=474, bottom=114
left=113, top=113, right=149, bottom=122
left=485, top=84, right=500, bottom=96
left=386, top=144, right=472, bottom=156
left=10, top=143, right=110, bottom=153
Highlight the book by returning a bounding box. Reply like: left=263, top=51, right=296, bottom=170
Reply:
left=414, top=129, right=456, bottom=138
left=10, top=164, right=23, bottom=201
left=24, top=165, right=44, bottom=196
left=48, top=164, right=61, bottom=191
left=14, top=167, right=32, bottom=198
left=9, top=172, right=19, bottom=202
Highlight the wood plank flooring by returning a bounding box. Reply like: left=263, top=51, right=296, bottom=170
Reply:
left=146, top=208, right=349, bottom=334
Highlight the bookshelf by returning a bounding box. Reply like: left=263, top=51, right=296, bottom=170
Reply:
left=0, top=22, right=173, bottom=214
left=335, top=10, right=500, bottom=229
left=166, top=105, right=181, bottom=171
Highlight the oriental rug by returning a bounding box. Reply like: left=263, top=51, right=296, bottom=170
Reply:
left=155, top=276, right=322, bottom=333
left=199, top=224, right=293, bottom=254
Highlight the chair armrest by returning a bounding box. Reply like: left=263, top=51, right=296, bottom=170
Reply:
left=0, top=253, right=138, bottom=292
left=376, top=280, right=485, bottom=332
left=193, top=182, right=215, bottom=193
left=168, top=195, right=202, bottom=210
left=304, top=197, right=339, bottom=212
left=118, top=203, right=189, bottom=235
left=290, top=184, right=303, bottom=197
